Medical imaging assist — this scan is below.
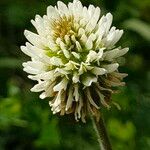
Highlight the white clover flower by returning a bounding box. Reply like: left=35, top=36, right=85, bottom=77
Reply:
left=21, top=0, right=129, bottom=122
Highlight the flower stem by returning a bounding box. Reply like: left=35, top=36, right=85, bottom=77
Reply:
left=90, top=114, right=112, bottom=150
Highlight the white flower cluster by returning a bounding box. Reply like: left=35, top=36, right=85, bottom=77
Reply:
left=21, top=0, right=128, bottom=122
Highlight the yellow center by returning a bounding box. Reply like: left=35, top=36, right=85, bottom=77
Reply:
left=51, top=15, right=75, bottom=39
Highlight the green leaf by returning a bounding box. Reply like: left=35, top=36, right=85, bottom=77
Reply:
left=123, top=19, right=150, bottom=41
left=0, top=58, right=22, bottom=68
left=34, top=118, right=60, bottom=148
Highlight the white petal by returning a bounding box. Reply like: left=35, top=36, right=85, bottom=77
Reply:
left=105, top=13, right=113, bottom=34
left=95, top=25, right=106, bottom=48
left=80, top=34, right=88, bottom=44
left=68, top=2, right=74, bottom=14
left=97, top=48, right=104, bottom=60
left=115, top=48, right=129, bottom=58
left=74, top=96, right=83, bottom=121
left=82, top=7, right=89, bottom=20
left=76, top=41, right=82, bottom=52
left=72, top=52, right=80, bottom=59
left=103, top=63, right=119, bottom=73
left=31, top=81, right=48, bottom=92
left=85, top=22, right=93, bottom=33
left=71, top=0, right=83, bottom=19
left=104, top=47, right=129, bottom=60
left=23, top=66, right=43, bottom=74
left=73, top=84, right=79, bottom=101
left=59, top=41, right=67, bottom=50
left=22, top=43, right=52, bottom=64
left=88, top=5, right=95, bottom=17
left=55, top=68, right=69, bottom=76
left=85, top=34, right=96, bottom=50
left=91, top=67, right=107, bottom=75
left=39, top=81, right=56, bottom=99
left=53, top=78, right=68, bottom=91
left=64, top=61, right=79, bottom=70
left=88, top=7, right=101, bottom=31
left=23, top=61, right=45, bottom=70
left=79, top=18, right=87, bottom=26
left=86, top=50, right=96, bottom=62
left=31, top=15, right=46, bottom=36
left=64, top=35, right=71, bottom=45
left=21, top=46, right=33, bottom=57
left=86, top=50, right=97, bottom=62
left=24, top=30, right=44, bottom=48
left=28, top=70, right=55, bottom=80
left=82, top=75, right=97, bottom=87
left=50, top=91, right=62, bottom=113
left=72, top=72, right=80, bottom=83
left=76, top=0, right=83, bottom=11
left=78, top=28, right=85, bottom=36
left=111, top=30, right=123, bottom=46
left=79, top=62, right=94, bottom=75
left=22, top=43, right=59, bottom=65
left=105, top=29, right=123, bottom=47
left=53, top=78, right=68, bottom=92
left=98, top=15, right=107, bottom=28
left=57, top=1, right=69, bottom=15
left=66, top=86, right=73, bottom=111
left=62, top=49, right=70, bottom=59
left=25, top=42, right=43, bottom=55
left=50, top=57, right=63, bottom=66
left=47, top=5, right=59, bottom=19
left=103, top=48, right=120, bottom=60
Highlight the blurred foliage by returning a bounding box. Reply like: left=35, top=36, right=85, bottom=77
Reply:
left=0, top=0, right=150, bottom=150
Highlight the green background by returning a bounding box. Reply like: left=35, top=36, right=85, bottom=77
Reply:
left=0, top=0, right=150, bottom=149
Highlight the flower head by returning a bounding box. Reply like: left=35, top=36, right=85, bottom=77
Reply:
left=21, top=0, right=129, bottom=122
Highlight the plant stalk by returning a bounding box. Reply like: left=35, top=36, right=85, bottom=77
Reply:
left=90, top=114, right=112, bottom=150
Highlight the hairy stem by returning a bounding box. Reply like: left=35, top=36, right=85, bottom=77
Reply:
left=90, top=114, right=112, bottom=150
